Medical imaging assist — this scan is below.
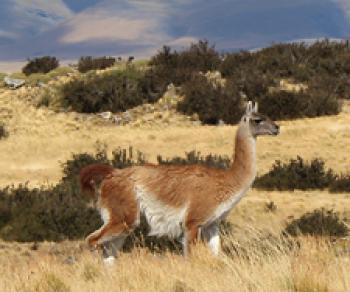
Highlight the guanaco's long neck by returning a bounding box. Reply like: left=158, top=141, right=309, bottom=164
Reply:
left=229, top=124, right=257, bottom=188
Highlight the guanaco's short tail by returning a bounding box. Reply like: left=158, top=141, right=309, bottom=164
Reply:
left=79, top=164, right=114, bottom=198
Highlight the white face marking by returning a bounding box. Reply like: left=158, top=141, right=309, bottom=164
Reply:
left=135, top=185, right=187, bottom=239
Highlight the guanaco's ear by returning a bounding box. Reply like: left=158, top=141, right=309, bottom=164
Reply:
left=246, top=101, right=253, bottom=115
left=253, top=102, right=258, bottom=113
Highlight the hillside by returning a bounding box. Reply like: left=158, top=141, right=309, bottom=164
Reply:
left=1, top=50, right=350, bottom=291
left=0, top=85, right=349, bottom=187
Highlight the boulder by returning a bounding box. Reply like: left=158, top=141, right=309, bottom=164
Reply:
left=4, top=76, right=25, bottom=89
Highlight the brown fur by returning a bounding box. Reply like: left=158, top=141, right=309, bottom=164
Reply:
left=79, top=164, right=114, bottom=198
left=83, top=128, right=257, bottom=249
left=81, top=104, right=279, bottom=255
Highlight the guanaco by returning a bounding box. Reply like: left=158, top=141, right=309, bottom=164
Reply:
left=80, top=101, right=279, bottom=261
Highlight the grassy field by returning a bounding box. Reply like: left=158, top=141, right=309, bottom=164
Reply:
left=1, top=234, right=349, bottom=292
left=0, top=87, right=350, bottom=291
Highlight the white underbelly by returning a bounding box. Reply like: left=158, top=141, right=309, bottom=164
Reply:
left=135, top=186, right=187, bottom=238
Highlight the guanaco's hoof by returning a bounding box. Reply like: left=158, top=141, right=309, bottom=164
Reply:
left=103, top=256, right=115, bottom=266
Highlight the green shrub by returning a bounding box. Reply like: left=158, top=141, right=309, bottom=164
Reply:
left=177, top=74, right=243, bottom=124
left=254, top=156, right=336, bottom=190
left=77, top=56, right=115, bottom=73
left=329, top=175, right=350, bottom=193
left=157, top=150, right=231, bottom=169
left=27, top=66, right=74, bottom=86
left=177, top=57, right=340, bottom=123
left=257, top=88, right=340, bottom=120
left=284, top=208, right=349, bottom=237
left=26, top=73, right=51, bottom=86
left=61, top=68, right=162, bottom=113
left=0, top=123, right=8, bottom=139
left=0, top=184, right=101, bottom=242
left=47, top=66, right=74, bottom=78
left=220, top=40, right=350, bottom=84
left=22, top=56, right=59, bottom=75
left=61, top=148, right=109, bottom=182
left=62, top=146, right=147, bottom=181
left=149, top=40, right=221, bottom=88
left=220, top=51, right=254, bottom=78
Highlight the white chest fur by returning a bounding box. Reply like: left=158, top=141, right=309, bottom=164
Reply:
left=208, top=185, right=251, bottom=226
left=135, top=185, right=187, bottom=238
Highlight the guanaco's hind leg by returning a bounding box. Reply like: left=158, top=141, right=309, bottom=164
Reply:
left=86, top=222, right=129, bottom=248
left=183, top=225, right=200, bottom=256
left=201, top=223, right=220, bottom=256
left=102, top=235, right=127, bottom=258
left=87, top=174, right=138, bottom=261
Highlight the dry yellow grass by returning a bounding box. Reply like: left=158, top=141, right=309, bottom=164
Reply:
left=0, top=88, right=350, bottom=291
left=0, top=233, right=349, bottom=292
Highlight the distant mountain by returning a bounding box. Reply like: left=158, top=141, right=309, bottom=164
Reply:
left=0, top=0, right=349, bottom=61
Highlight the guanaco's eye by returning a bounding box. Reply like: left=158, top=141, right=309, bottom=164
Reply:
left=254, top=118, right=263, bottom=124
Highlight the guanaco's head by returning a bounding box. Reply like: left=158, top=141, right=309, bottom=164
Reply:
left=241, top=101, right=279, bottom=137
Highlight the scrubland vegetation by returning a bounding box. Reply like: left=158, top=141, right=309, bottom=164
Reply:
left=22, top=56, right=59, bottom=76
left=0, top=39, right=350, bottom=291
left=77, top=56, right=116, bottom=73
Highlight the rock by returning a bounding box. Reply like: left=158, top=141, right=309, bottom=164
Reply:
left=98, top=111, right=113, bottom=120
left=4, top=76, right=25, bottom=89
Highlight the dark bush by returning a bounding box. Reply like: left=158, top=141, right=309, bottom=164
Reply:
left=22, top=56, right=59, bottom=75
left=157, top=150, right=231, bottom=169
left=220, top=40, right=350, bottom=84
left=284, top=208, right=349, bottom=237
left=61, top=68, right=162, bottom=113
left=0, top=123, right=8, bottom=139
left=177, top=74, right=244, bottom=124
left=111, top=147, right=147, bottom=169
left=0, top=188, right=11, bottom=230
left=0, top=184, right=101, bottom=242
left=254, top=156, right=336, bottom=190
left=215, top=40, right=350, bottom=121
left=329, top=175, right=350, bottom=193
left=149, top=40, right=221, bottom=88
left=77, top=56, right=116, bottom=73
left=257, top=88, right=341, bottom=120
left=220, top=51, right=254, bottom=78
left=61, top=146, right=146, bottom=182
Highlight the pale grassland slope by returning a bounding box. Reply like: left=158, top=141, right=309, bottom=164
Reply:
left=0, top=87, right=349, bottom=186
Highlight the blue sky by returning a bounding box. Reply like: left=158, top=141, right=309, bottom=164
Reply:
left=0, top=0, right=349, bottom=61
left=62, top=1, right=100, bottom=12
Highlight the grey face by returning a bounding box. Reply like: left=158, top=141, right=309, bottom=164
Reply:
left=242, top=101, right=279, bottom=137
left=248, top=112, right=280, bottom=137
